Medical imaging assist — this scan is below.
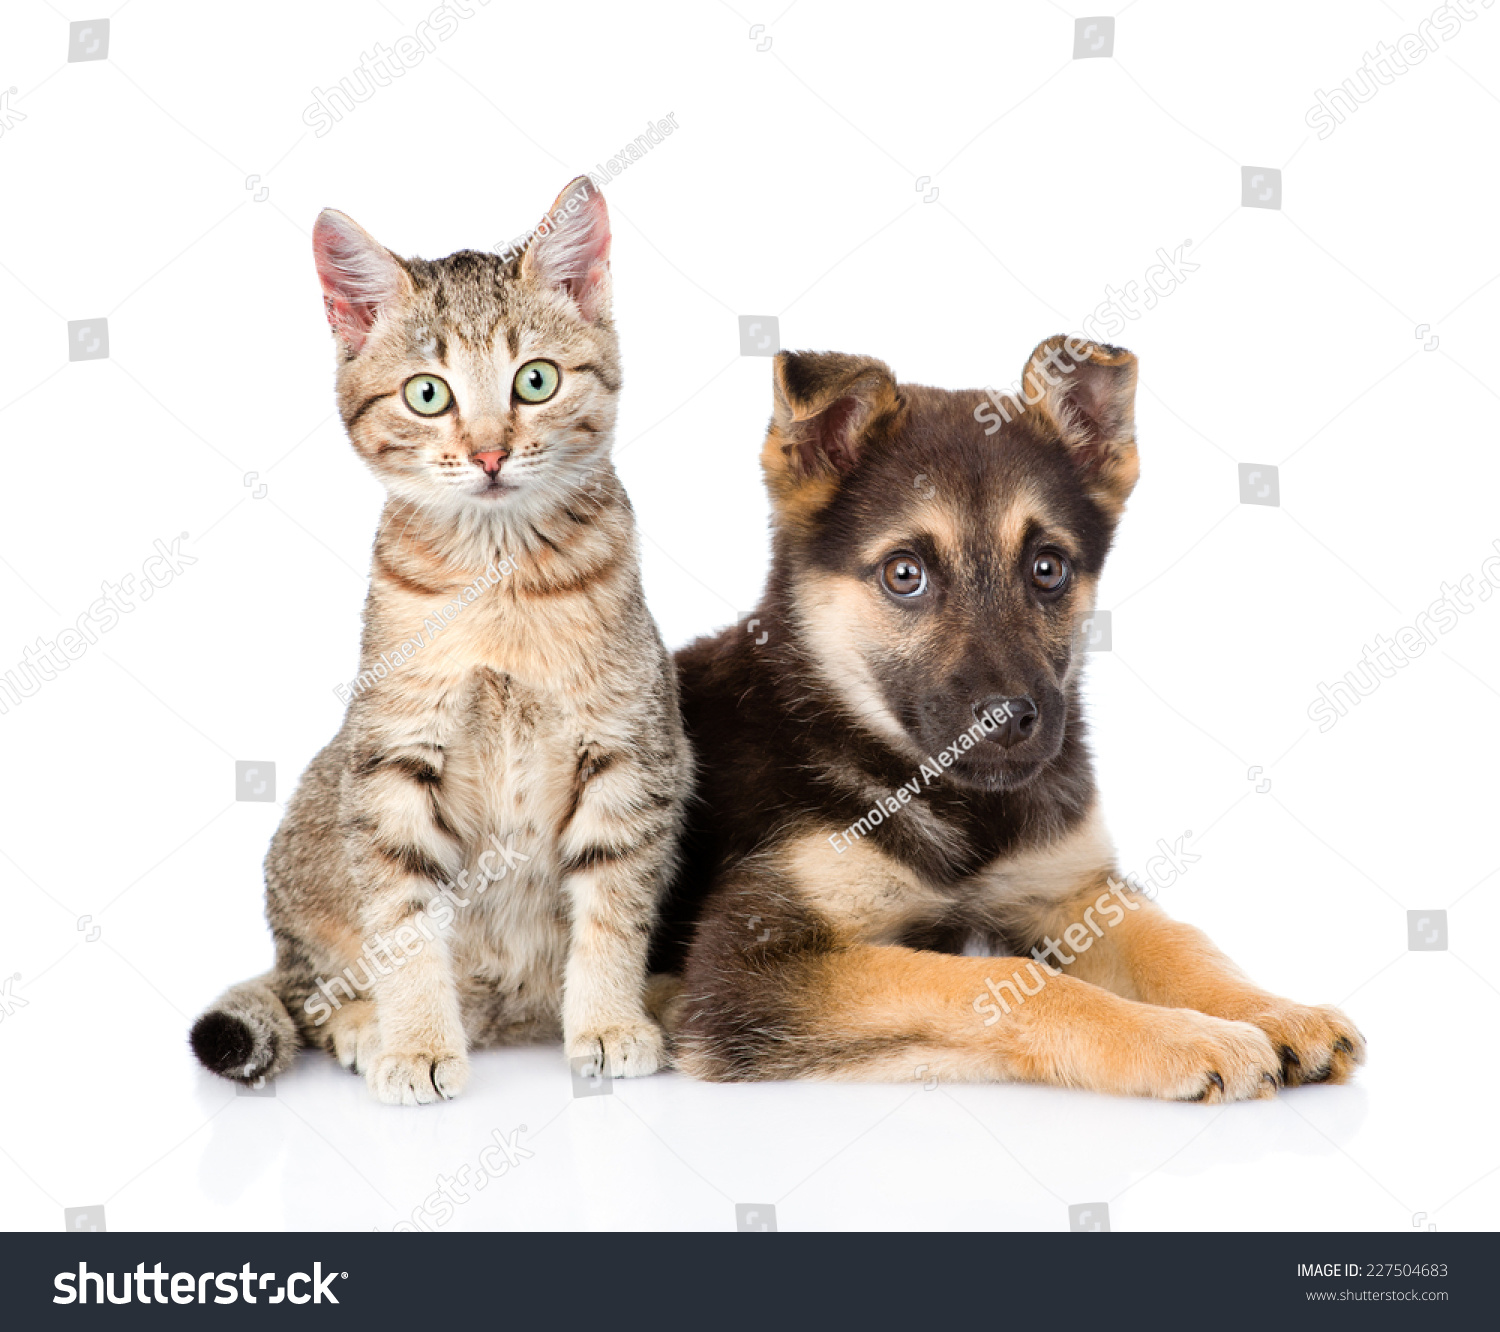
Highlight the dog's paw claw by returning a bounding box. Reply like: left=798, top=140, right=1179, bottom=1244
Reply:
left=1253, top=1004, right=1365, bottom=1087
left=1153, top=1012, right=1281, bottom=1103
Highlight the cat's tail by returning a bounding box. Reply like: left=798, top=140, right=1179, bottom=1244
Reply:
left=189, top=971, right=302, bottom=1084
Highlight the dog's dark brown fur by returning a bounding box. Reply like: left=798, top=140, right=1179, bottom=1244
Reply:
left=650, top=337, right=1365, bottom=1100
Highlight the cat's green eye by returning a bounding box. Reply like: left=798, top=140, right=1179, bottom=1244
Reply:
left=403, top=374, right=452, bottom=416
left=513, top=360, right=560, bottom=404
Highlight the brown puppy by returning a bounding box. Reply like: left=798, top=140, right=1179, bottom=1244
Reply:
left=650, top=337, right=1365, bottom=1101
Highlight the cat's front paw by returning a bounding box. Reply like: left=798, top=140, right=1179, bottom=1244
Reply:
left=567, top=1019, right=665, bottom=1079
left=325, top=999, right=381, bottom=1075
left=1247, top=1002, right=1366, bottom=1086
left=368, top=1050, right=469, bottom=1105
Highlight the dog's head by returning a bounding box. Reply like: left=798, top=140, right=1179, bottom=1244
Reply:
left=761, top=336, right=1138, bottom=791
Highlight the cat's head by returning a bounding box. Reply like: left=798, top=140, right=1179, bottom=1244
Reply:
left=312, top=177, right=619, bottom=522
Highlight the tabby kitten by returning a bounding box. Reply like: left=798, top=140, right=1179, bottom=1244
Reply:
left=190, top=178, right=690, bottom=1105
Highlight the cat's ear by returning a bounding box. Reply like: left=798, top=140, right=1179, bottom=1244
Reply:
left=312, top=209, right=409, bottom=355
left=520, top=176, right=611, bottom=323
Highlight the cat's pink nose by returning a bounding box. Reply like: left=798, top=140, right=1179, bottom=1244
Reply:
left=472, top=450, right=507, bottom=476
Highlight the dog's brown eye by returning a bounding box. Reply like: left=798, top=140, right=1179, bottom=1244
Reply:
left=1032, top=551, right=1070, bottom=592
left=881, top=555, right=927, bottom=598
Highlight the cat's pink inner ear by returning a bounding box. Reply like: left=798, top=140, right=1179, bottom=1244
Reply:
left=522, top=179, right=611, bottom=322
left=313, top=209, right=404, bottom=353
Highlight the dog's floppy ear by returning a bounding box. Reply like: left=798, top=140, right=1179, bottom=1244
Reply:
left=1021, top=336, right=1139, bottom=514
left=762, top=350, right=903, bottom=518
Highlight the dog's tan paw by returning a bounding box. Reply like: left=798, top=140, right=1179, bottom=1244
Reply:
left=367, top=1050, right=469, bottom=1105
left=1248, top=1002, right=1366, bottom=1086
left=1146, top=1010, right=1282, bottom=1103
left=567, top=1019, right=666, bottom=1079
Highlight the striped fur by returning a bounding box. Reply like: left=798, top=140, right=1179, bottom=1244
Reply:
left=190, top=180, right=690, bottom=1105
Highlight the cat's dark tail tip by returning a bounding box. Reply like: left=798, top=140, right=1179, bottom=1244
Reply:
left=190, top=1010, right=261, bottom=1078
left=189, top=975, right=299, bottom=1083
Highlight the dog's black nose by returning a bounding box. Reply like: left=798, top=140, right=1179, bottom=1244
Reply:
left=975, top=695, right=1038, bottom=749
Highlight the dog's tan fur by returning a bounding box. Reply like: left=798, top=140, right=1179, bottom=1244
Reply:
left=658, top=337, right=1366, bottom=1101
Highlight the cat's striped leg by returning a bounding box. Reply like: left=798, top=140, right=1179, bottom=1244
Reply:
left=558, top=743, right=684, bottom=1078
left=343, top=747, right=469, bottom=1105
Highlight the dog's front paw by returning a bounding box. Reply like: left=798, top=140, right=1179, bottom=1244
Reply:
left=567, top=1019, right=665, bottom=1079
left=1147, top=1010, right=1282, bottom=1103
left=367, top=1050, right=469, bottom=1105
left=1247, top=1002, right=1366, bottom=1086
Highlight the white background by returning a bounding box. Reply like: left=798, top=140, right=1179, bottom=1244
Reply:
left=1, top=0, right=1497, bottom=1232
